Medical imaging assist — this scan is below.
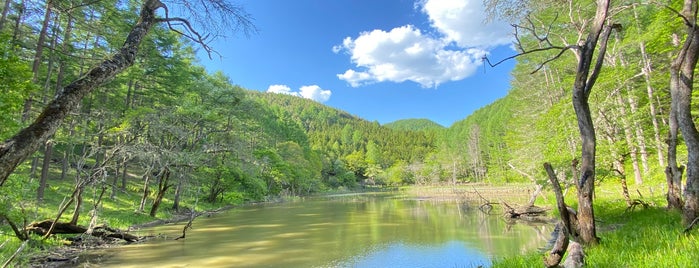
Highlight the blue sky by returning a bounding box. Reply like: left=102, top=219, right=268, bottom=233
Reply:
left=195, top=0, right=516, bottom=127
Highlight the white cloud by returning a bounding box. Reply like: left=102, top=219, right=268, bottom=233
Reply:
left=335, top=0, right=512, bottom=88
left=266, top=84, right=332, bottom=103
left=299, top=85, right=332, bottom=103
left=267, top=84, right=294, bottom=95
left=420, top=0, right=512, bottom=48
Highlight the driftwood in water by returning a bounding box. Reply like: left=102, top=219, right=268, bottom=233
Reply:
left=26, top=220, right=140, bottom=242
left=175, top=207, right=197, bottom=240
left=502, top=202, right=550, bottom=221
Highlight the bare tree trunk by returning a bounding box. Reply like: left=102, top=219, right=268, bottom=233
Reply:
left=150, top=167, right=171, bottom=217
left=41, top=16, right=59, bottom=104
left=614, top=157, right=633, bottom=207
left=666, top=91, right=683, bottom=210
left=121, top=159, right=128, bottom=189
left=10, top=0, right=23, bottom=43
left=37, top=140, right=53, bottom=202
left=625, top=86, right=649, bottom=175
left=69, top=186, right=83, bottom=225
left=0, top=0, right=12, bottom=31
left=616, top=86, right=643, bottom=185
left=671, top=0, right=699, bottom=224
left=0, top=0, right=165, bottom=186
left=36, top=16, right=61, bottom=202
left=468, top=125, right=484, bottom=181
left=55, top=13, right=73, bottom=95
left=642, top=55, right=666, bottom=167
left=138, top=174, right=151, bottom=213
left=569, top=0, right=615, bottom=246
left=632, top=3, right=659, bottom=168
left=23, top=0, right=54, bottom=122
left=172, top=173, right=184, bottom=211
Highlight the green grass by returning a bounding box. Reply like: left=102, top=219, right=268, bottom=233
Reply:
left=0, top=168, right=240, bottom=267
left=493, top=178, right=699, bottom=268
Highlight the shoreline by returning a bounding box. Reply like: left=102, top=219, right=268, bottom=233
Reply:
left=25, top=184, right=544, bottom=267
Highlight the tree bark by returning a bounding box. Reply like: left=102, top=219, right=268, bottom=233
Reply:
left=0, top=0, right=12, bottom=31
left=139, top=173, right=151, bottom=213
left=671, top=0, right=699, bottom=224
left=22, top=0, right=54, bottom=122
left=569, top=0, right=615, bottom=246
left=625, top=86, right=650, bottom=174
left=667, top=95, right=684, bottom=209
left=615, top=85, right=643, bottom=185
left=172, top=176, right=183, bottom=211
left=0, top=0, right=165, bottom=186
left=150, top=167, right=171, bottom=217
left=37, top=140, right=53, bottom=202
left=10, top=0, right=23, bottom=44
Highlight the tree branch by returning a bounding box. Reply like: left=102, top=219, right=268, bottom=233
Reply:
left=585, top=23, right=622, bottom=92
left=483, top=45, right=575, bottom=73
left=159, top=6, right=218, bottom=59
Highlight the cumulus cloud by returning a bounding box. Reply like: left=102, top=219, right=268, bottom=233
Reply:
left=299, top=85, right=332, bottom=103
left=266, top=84, right=332, bottom=103
left=421, top=0, right=512, bottom=48
left=335, top=0, right=512, bottom=88
left=267, top=84, right=294, bottom=95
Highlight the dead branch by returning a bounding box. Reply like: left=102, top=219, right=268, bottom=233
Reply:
left=544, top=162, right=576, bottom=238
left=159, top=5, right=217, bottom=59
left=624, top=199, right=650, bottom=213
left=0, top=214, right=28, bottom=241
left=543, top=162, right=583, bottom=267
left=175, top=208, right=196, bottom=240
left=1, top=240, right=28, bottom=268
left=544, top=222, right=569, bottom=268
left=483, top=45, right=573, bottom=71
left=684, top=216, right=699, bottom=234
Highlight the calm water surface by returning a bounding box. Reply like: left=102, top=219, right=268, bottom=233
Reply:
left=86, top=193, right=551, bottom=267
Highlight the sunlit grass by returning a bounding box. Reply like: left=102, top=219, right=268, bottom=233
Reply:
left=493, top=176, right=699, bottom=268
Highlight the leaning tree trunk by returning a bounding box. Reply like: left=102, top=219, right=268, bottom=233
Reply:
left=0, top=0, right=165, bottom=186
left=150, top=167, right=172, bottom=217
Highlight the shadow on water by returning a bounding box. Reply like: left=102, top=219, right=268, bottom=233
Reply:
left=78, top=192, right=552, bottom=268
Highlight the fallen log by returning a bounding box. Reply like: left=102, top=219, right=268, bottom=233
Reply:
left=562, top=241, right=585, bottom=268
left=502, top=202, right=550, bottom=220
left=26, top=220, right=140, bottom=242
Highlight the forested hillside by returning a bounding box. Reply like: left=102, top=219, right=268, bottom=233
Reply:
left=0, top=0, right=443, bottom=226
left=436, top=2, right=678, bottom=187
left=383, top=119, right=446, bottom=132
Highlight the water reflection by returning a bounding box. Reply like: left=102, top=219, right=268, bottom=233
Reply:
left=85, top=193, right=550, bottom=267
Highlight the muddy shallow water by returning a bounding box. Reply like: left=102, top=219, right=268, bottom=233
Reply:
left=78, top=193, right=551, bottom=267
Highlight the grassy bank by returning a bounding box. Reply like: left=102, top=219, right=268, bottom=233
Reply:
left=493, top=178, right=699, bottom=267
left=0, top=171, right=243, bottom=267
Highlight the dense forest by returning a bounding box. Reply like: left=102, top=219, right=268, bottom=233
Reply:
left=2, top=0, right=699, bottom=265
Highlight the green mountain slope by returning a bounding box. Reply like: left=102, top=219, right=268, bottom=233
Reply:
left=384, top=119, right=446, bottom=132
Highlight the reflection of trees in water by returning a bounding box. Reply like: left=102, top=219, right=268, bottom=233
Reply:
left=86, top=194, right=552, bottom=267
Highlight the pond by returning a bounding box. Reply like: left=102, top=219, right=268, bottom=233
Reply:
left=83, top=193, right=551, bottom=267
